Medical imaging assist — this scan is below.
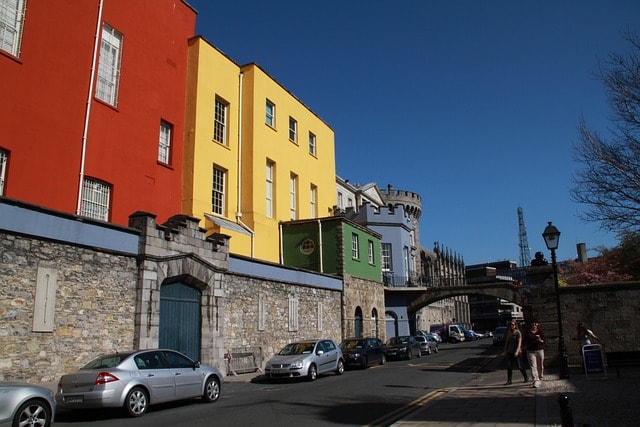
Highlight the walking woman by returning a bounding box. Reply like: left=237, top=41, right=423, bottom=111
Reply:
left=523, top=321, right=545, bottom=388
left=504, top=320, right=529, bottom=385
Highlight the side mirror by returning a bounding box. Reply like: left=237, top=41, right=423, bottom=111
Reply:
left=316, top=350, right=324, bottom=355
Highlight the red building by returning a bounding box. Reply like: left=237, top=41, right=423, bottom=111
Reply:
left=0, top=0, right=196, bottom=225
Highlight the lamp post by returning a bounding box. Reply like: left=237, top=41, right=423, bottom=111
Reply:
left=542, top=221, right=570, bottom=379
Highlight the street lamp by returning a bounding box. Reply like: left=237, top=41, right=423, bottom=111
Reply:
left=542, top=221, right=570, bottom=379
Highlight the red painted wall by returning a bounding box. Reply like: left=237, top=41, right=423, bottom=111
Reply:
left=0, top=0, right=196, bottom=226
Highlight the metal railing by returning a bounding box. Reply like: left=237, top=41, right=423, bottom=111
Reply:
left=225, top=347, right=264, bottom=376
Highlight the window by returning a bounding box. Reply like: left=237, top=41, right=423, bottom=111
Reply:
left=337, top=191, right=343, bottom=209
left=0, top=0, right=26, bottom=57
left=213, top=97, right=228, bottom=144
left=81, top=178, right=111, bottom=221
left=317, top=302, right=323, bottom=332
left=381, top=243, right=393, bottom=271
left=308, top=132, right=316, bottom=155
left=0, top=149, right=7, bottom=196
left=351, top=233, right=359, bottom=259
left=368, top=240, right=375, bottom=264
left=266, top=161, right=274, bottom=218
left=96, top=23, right=123, bottom=106
left=289, top=117, right=297, bottom=142
left=289, top=173, right=298, bottom=220
left=265, top=99, right=275, bottom=127
left=158, top=120, right=172, bottom=164
left=310, top=184, right=317, bottom=219
left=211, top=166, right=226, bottom=215
left=288, top=297, right=298, bottom=332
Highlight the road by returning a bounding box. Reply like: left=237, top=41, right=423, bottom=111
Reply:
left=53, top=339, right=500, bottom=426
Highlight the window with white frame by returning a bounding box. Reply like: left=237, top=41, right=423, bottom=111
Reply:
left=309, top=131, right=316, bottom=155
left=337, top=191, right=343, bottom=209
left=158, top=120, right=172, bottom=164
left=211, top=165, right=226, bottom=215
left=96, top=23, right=123, bottom=106
left=289, top=116, right=297, bottom=142
left=266, top=160, right=274, bottom=218
left=368, top=240, right=375, bottom=264
left=351, top=233, right=359, bottom=259
left=213, top=97, right=228, bottom=144
left=265, top=99, right=275, bottom=127
left=381, top=243, right=392, bottom=271
left=0, top=149, right=8, bottom=195
left=0, top=0, right=26, bottom=57
left=310, top=184, right=317, bottom=219
left=289, top=173, right=298, bottom=220
left=81, top=178, right=111, bottom=221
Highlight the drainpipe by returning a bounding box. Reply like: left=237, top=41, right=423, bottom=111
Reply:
left=235, top=71, right=255, bottom=256
left=76, top=0, right=104, bottom=215
left=317, top=219, right=323, bottom=273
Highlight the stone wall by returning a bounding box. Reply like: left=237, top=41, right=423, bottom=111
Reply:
left=0, top=233, right=138, bottom=383
left=342, top=275, right=386, bottom=341
left=224, top=272, right=343, bottom=366
left=525, top=266, right=640, bottom=366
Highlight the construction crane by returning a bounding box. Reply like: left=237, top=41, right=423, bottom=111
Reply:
left=518, top=207, right=532, bottom=268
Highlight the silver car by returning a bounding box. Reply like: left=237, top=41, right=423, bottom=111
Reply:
left=0, top=382, right=55, bottom=427
left=265, top=339, right=344, bottom=381
left=56, top=349, right=222, bottom=417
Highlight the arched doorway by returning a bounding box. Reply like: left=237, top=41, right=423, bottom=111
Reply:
left=159, top=282, right=201, bottom=361
left=354, top=306, right=363, bottom=338
left=385, top=311, right=399, bottom=338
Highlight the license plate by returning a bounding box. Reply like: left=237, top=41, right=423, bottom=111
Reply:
left=273, top=369, right=287, bottom=374
left=64, top=396, right=84, bottom=403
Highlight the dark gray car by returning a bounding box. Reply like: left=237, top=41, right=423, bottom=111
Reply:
left=340, top=337, right=386, bottom=369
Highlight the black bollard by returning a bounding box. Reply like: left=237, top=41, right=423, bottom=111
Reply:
left=558, top=393, right=574, bottom=427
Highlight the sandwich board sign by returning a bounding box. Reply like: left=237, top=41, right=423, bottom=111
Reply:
left=582, top=344, right=606, bottom=379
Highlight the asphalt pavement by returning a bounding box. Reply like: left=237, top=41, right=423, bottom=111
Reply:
left=41, top=362, right=640, bottom=426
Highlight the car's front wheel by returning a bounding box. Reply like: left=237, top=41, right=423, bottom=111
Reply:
left=13, top=398, right=52, bottom=427
left=124, top=387, right=149, bottom=417
left=336, top=359, right=345, bottom=375
left=307, top=364, right=317, bottom=381
left=202, top=376, right=221, bottom=402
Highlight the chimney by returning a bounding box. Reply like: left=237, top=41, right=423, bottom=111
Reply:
left=576, top=243, right=587, bottom=263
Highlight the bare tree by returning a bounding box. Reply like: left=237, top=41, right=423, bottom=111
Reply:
left=571, top=33, right=640, bottom=234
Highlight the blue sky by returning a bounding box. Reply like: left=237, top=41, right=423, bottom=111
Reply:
left=187, top=0, right=640, bottom=265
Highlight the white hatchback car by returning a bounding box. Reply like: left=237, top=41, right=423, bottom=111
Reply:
left=265, top=339, right=344, bottom=381
left=56, top=349, right=223, bottom=417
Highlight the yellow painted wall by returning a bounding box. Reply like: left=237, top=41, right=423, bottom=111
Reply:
left=183, top=37, right=336, bottom=262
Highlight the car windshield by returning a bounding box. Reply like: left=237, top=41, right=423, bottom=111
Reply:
left=278, top=342, right=315, bottom=355
left=388, top=336, right=409, bottom=345
left=81, top=352, right=134, bottom=370
left=340, top=339, right=365, bottom=350
left=414, top=336, right=426, bottom=342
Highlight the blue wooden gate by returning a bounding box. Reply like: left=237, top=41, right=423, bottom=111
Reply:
left=159, top=283, right=201, bottom=361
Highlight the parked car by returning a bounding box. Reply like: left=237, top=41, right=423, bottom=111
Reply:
left=464, top=329, right=479, bottom=341
left=385, top=336, right=421, bottom=360
left=265, top=339, right=344, bottom=381
left=0, top=382, right=55, bottom=427
left=429, top=332, right=443, bottom=343
left=493, top=326, right=508, bottom=346
left=339, top=337, right=386, bottom=369
left=414, top=335, right=439, bottom=355
left=56, top=349, right=222, bottom=417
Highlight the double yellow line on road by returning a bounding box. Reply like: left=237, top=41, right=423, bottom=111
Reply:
left=364, top=387, right=451, bottom=427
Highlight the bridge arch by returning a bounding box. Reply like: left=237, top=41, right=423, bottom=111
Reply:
left=404, top=282, right=524, bottom=314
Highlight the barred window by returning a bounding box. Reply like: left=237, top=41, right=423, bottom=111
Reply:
left=0, top=0, right=26, bottom=57
left=96, top=23, right=123, bottom=106
left=81, top=178, right=111, bottom=221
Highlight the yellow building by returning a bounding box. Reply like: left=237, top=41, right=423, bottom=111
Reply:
left=183, top=37, right=336, bottom=262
